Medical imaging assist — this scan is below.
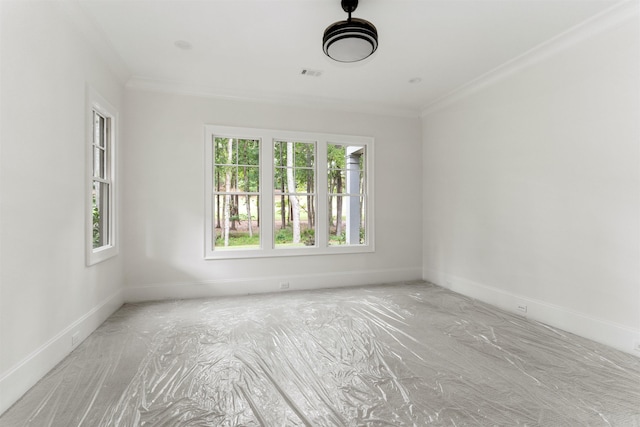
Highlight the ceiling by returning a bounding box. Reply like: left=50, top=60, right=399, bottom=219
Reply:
left=76, top=0, right=621, bottom=116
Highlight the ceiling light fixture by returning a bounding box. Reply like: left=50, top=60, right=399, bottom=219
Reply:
left=323, top=0, right=378, bottom=63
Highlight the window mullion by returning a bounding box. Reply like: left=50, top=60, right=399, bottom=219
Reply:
left=205, top=131, right=215, bottom=256
left=316, top=140, right=328, bottom=248
left=261, top=133, right=275, bottom=251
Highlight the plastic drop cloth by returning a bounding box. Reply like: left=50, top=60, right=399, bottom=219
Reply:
left=1, top=282, right=639, bottom=426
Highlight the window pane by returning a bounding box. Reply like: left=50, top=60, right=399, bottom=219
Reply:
left=92, top=111, right=108, bottom=179
left=237, top=139, right=259, bottom=166
left=212, top=137, right=261, bottom=252
left=93, top=112, right=100, bottom=146
left=273, top=141, right=316, bottom=248
left=93, top=146, right=105, bottom=178
left=295, top=142, right=314, bottom=168
left=214, top=137, right=260, bottom=192
left=274, top=168, right=284, bottom=194
left=98, top=116, right=106, bottom=148
left=274, top=141, right=286, bottom=167
left=296, top=168, right=314, bottom=193
left=93, top=113, right=106, bottom=149
left=214, top=137, right=237, bottom=165
left=92, top=181, right=109, bottom=248
left=327, top=169, right=345, bottom=193
left=328, top=195, right=365, bottom=246
left=273, top=168, right=315, bottom=194
left=213, top=194, right=260, bottom=250
left=328, top=144, right=366, bottom=246
left=274, top=195, right=315, bottom=248
left=215, top=166, right=237, bottom=192
left=274, top=141, right=315, bottom=193
left=245, top=166, right=259, bottom=192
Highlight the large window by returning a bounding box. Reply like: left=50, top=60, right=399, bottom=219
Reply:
left=86, top=88, right=118, bottom=265
left=205, top=126, right=373, bottom=259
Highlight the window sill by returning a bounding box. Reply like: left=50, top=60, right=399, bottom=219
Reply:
left=204, top=244, right=374, bottom=260
left=87, top=245, right=118, bottom=266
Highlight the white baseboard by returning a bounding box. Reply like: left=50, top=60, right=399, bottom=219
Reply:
left=124, top=267, right=423, bottom=302
left=424, top=268, right=640, bottom=356
left=0, top=290, right=124, bottom=415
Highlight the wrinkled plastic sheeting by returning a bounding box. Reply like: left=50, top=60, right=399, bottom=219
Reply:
left=2, top=282, right=640, bottom=426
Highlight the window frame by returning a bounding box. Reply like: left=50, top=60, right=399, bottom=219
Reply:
left=273, top=139, right=317, bottom=249
left=212, top=135, right=262, bottom=251
left=86, top=87, right=118, bottom=266
left=204, top=125, right=374, bottom=259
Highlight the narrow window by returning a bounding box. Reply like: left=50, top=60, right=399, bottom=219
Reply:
left=92, top=111, right=111, bottom=248
left=86, top=89, right=117, bottom=265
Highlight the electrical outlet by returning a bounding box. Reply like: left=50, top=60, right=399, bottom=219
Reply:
left=279, top=282, right=290, bottom=290
left=516, top=304, right=527, bottom=314
left=71, top=332, right=80, bottom=347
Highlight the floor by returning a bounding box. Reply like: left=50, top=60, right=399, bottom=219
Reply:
left=1, top=282, right=639, bottom=426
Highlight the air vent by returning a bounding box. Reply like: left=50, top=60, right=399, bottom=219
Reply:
left=300, top=69, right=323, bottom=77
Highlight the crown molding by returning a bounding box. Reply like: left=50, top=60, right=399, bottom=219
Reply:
left=126, top=76, right=421, bottom=119
left=420, top=0, right=639, bottom=118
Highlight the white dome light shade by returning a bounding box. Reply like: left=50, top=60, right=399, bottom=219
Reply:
left=323, top=18, right=378, bottom=63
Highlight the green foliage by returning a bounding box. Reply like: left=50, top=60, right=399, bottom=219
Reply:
left=275, top=227, right=292, bottom=243
left=302, top=228, right=315, bottom=246
left=273, top=141, right=316, bottom=194
left=327, top=228, right=365, bottom=245
left=92, top=203, right=101, bottom=247
left=331, top=231, right=346, bottom=245
left=215, top=231, right=260, bottom=247
left=327, top=144, right=346, bottom=170
left=214, top=137, right=260, bottom=192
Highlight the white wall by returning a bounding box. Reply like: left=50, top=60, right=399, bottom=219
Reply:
left=1, top=0, right=634, bottom=417
left=422, top=4, right=640, bottom=354
left=122, top=89, right=423, bottom=301
left=0, top=1, right=125, bottom=413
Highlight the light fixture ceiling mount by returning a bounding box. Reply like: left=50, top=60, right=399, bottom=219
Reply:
left=323, top=0, right=378, bottom=63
